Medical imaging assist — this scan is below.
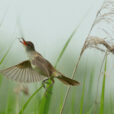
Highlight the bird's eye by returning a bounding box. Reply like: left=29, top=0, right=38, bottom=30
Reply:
left=28, top=43, right=33, bottom=47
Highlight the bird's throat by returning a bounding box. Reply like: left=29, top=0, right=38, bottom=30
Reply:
left=26, top=50, right=36, bottom=60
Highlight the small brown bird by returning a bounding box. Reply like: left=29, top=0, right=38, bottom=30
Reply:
left=0, top=38, right=79, bottom=86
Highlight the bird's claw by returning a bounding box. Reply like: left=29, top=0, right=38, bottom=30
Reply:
left=42, top=78, right=54, bottom=96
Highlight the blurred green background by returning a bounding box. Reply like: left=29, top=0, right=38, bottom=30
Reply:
left=0, top=0, right=114, bottom=114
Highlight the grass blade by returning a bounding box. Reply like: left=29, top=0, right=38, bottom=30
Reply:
left=19, top=86, right=43, bottom=114
left=0, top=40, right=14, bottom=86
left=79, top=74, right=86, bottom=114
left=99, top=55, right=107, bottom=114
left=86, top=105, right=94, bottom=114
left=55, top=28, right=78, bottom=67
left=0, top=42, right=14, bottom=65
left=109, top=78, right=113, bottom=114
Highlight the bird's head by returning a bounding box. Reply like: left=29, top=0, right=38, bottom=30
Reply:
left=19, top=38, right=35, bottom=51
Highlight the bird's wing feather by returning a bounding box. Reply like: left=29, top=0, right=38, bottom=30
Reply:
left=0, top=60, right=47, bottom=83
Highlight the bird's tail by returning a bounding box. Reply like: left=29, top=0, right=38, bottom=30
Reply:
left=57, top=75, right=80, bottom=86
left=52, top=70, right=80, bottom=86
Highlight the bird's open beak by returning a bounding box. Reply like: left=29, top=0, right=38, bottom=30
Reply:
left=18, top=38, right=27, bottom=46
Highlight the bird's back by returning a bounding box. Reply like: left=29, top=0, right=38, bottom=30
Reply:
left=30, top=51, right=57, bottom=77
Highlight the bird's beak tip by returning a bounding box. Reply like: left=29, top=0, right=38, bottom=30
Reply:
left=18, top=38, right=27, bottom=45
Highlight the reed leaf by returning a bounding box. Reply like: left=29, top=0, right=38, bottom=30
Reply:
left=0, top=41, right=14, bottom=86
left=0, top=42, right=13, bottom=65
left=79, top=75, right=86, bottom=114
left=99, top=55, right=107, bottom=114
left=19, top=86, right=43, bottom=114
left=86, top=105, right=94, bottom=114
left=55, top=28, right=78, bottom=68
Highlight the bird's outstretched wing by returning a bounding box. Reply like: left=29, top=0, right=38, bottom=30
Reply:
left=0, top=60, right=47, bottom=83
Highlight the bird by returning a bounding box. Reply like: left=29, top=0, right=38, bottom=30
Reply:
left=0, top=38, right=80, bottom=87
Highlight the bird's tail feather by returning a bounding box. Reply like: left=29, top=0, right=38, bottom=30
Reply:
left=57, top=75, right=80, bottom=86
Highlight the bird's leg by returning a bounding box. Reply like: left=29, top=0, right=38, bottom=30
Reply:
left=42, top=78, right=49, bottom=89
left=46, top=78, right=54, bottom=90
left=43, top=78, right=55, bottom=96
